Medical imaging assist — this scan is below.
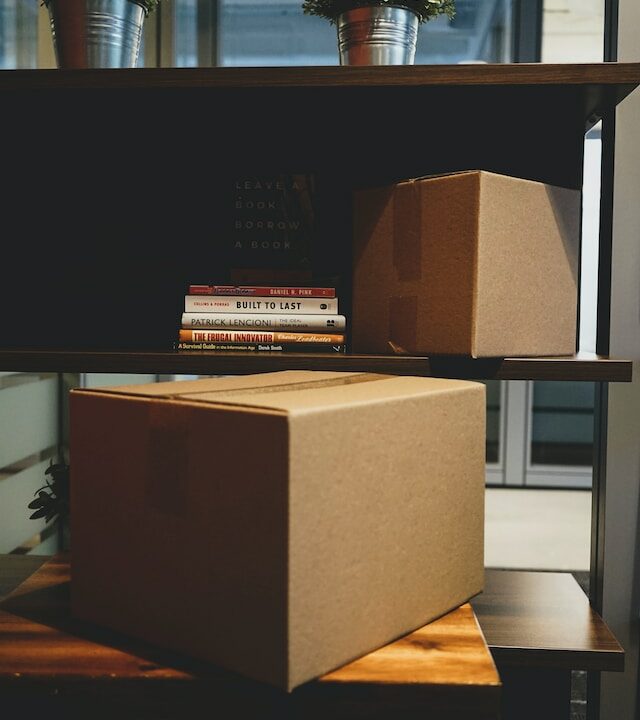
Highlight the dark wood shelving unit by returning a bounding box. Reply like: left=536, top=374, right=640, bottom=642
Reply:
left=1, top=62, right=639, bottom=383
left=0, top=350, right=631, bottom=382
left=2, top=62, right=639, bottom=720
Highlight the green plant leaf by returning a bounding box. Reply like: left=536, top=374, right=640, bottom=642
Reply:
left=27, top=460, right=70, bottom=525
left=302, top=0, right=455, bottom=24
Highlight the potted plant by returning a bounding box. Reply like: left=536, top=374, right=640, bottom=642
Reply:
left=43, top=0, right=159, bottom=69
left=302, top=0, right=455, bottom=65
left=28, top=460, right=70, bottom=549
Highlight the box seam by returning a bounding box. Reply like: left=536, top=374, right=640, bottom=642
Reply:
left=471, top=173, right=481, bottom=358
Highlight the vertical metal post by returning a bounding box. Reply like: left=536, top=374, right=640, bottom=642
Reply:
left=591, top=8, right=618, bottom=616
left=197, top=0, right=219, bottom=67
left=150, top=1, right=218, bottom=68
left=503, top=381, right=528, bottom=487
left=157, top=0, right=175, bottom=68
left=511, top=0, right=543, bottom=63
left=588, top=3, right=619, bottom=718
left=56, top=372, right=64, bottom=551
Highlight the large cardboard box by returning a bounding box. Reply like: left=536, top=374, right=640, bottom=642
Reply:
left=352, top=170, right=581, bottom=358
left=70, top=370, right=486, bottom=691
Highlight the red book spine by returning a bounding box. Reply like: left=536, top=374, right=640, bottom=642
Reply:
left=189, top=285, right=336, bottom=298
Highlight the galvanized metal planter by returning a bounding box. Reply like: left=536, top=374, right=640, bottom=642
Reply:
left=46, top=0, right=147, bottom=69
left=336, top=5, right=419, bottom=66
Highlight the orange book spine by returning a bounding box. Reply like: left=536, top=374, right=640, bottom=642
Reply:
left=178, top=329, right=345, bottom=344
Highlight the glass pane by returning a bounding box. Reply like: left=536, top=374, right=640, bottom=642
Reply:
left=484, top=380, right=501, bottom=464
left=0, top=0, right=38, bottom=69
left=175, top=0, right=199, bottom=67
left=542, top=0, right=604, bottom=63
left=416, top=0, right=513, bottom=64
left=220, top=0, right=336, bottom=66
left=531, top=382, right=595, bottom=467
left=219, top=0, right=514, bottom=66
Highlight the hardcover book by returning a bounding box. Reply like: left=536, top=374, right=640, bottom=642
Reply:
left=175, top=341, right=346, bottom=353
left=189, top=284, right=336, bottom=298
left=229, top=174, right=316, bottom=275
left=181, top=312, right=346, bottom=331
left=178, top=329, right=345, bottom=344
left=184, top=295, right=338, bottom=314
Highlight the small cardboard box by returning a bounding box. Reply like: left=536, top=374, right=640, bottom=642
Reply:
left=352, top=170, right=581, bottom=358
left=70, top=370, right=486, bottom=691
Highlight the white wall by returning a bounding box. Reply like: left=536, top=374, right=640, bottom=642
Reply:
left=600, top=1, right=640, bottom=717
left=542, top=0, right=604, bottom=63
left=0, top=373, right=58, bottom=553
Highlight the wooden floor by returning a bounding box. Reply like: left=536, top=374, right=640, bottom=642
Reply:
left=484, top=488, right=591, bottom=571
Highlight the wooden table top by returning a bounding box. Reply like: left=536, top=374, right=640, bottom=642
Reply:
left=0, top=554, right=501, bottom=720
left=472, top=569, right=624, bottom=671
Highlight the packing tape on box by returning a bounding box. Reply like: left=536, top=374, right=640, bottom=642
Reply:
left=388, top=181, right=421, bottom=353
left=165, top=373, right=395, bottom=401
left=142, top=374, right=395, bottom=514
left=389, top=296, right=418, bottom=355
left=393, top=181, right=422, bottom=282
left=147, top=403, right=189, bottom=517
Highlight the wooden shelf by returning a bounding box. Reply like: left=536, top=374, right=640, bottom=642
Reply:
left=471, top=569, right=624, bottom=719
left=2, top=63, right=639, bottom=132
left=0, top=558, right=625, bottom=719
left=472, top=569, right=624, bottom=672
left=0, top=555, right=501, bottom=720
left=2, top=62, right=640, bottom=89
left=2, top=63, right=638, bottom=375
left=0, top=350, right=631, bottom=382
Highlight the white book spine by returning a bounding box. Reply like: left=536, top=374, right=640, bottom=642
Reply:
left=184, top=295, right=338, bottom=314
left=181, top=312, right=346, bottom=331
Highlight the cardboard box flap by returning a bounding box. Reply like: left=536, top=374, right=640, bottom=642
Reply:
left=72, top=371, right=483, bottom=415
left=72, top=371, right=363, bottom=399
left=178, top=374, right=482, bottom=414
left=398, top=169, right=480, bottom=185
left=391, top=170, right=573, bottom=192
left=356, top=170, right=480, bottom=195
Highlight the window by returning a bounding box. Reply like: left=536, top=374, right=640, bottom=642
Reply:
left=216, top=0, right=513, bottom=66
left=0, top=372, right=59, bottom=554
left=485, top=380, right=502, bottom=464
left=542, top=0, right=604, bottom=64
left=531, top=382, right=595, bottom=467
left=0, top=0, right=37, bottom=69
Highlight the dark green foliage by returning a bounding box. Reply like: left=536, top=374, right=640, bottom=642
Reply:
left=138, top=0, right=159, bottom=12
left=302, top=0, right=455, bottom=23
left=28, top=461, right=70, bottom=525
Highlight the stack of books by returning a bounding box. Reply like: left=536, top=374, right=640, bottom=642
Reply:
left=175, top=283, right=347, bottom=353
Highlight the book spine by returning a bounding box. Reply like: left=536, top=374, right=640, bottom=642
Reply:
left=189, top=285, right=336, bottom=298
left=178, top=329, right=345, bottom=344
left=181, top=312, right=346, bottom=332
left=184, top=296, right=338, bottom=314
left=175, top=341, right=346, bottom=353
